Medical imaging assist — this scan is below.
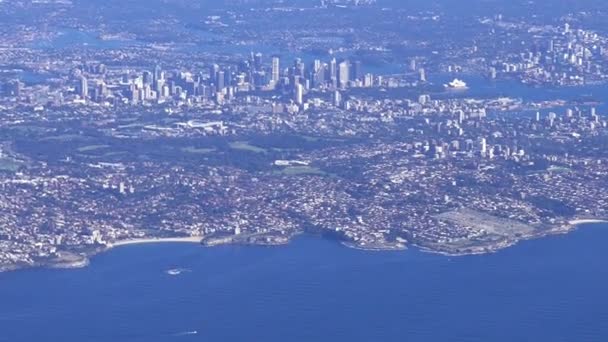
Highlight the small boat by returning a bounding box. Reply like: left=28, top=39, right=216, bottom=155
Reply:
left=444, top=78, right=468, bottom=89
left=165, top=268, right=190, bottom=276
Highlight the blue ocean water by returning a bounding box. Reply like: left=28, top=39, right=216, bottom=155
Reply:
left=0, top=224, right=607, bottom=342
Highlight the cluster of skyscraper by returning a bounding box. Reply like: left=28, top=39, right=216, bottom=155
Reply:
left=73, top=53, right=373, bottom=107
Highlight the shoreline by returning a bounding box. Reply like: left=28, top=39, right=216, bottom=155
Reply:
left=107, top=236, right=204, bottom=248
left=2, top=220, right=608, bottom=273
left=568, top=219, right=608, bottom=225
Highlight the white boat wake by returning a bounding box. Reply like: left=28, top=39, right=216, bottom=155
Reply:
left=165, top=268, right=192, bottom=276
left=174, top=330, right=198, bottom=336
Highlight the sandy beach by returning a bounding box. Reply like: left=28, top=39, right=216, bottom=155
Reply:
left=109, top=236, right=204, bottom=248
left=568, top=219, right=608, bottom=225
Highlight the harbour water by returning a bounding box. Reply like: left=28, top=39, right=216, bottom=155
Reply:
left=0, top=223, right=607, bottom=342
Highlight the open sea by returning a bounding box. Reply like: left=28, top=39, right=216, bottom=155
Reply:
left=0, top=223, right=607, bottom=342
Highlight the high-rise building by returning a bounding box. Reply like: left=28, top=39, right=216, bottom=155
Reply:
left=477, top=137, right=487, bottom=155
left=293, top=58, right=305, bottom=78
left=153, top=65, right=162, bottom=84
left=209, top=64, right=220, bottom=81
left=313, top=59, right=322, bottom=72
left=216, top=71, right=225, bottom=91
left=224, top=68, right=233, bottom=88
left=419, top=68, right=427, bottom=82
left=352, top=60, right=362, bottom=81
left=409, top=59, right=417, bottom=71
left=566, top=108, right=574, bottom=118
left=294, top=83, right=304, bottom=105
left=131, top=86, right=141, bottom=104
left=78, top=76, right=88, bottom=99
left=312, top=66, right=325, bottom=88
left=333, top=90, right=342, bottom=107
left=271, top=56, right=280, bottom=85
left=329, top=58, right=337, bottom=88
left=98, top=82, right=108, bottom=100
left=364, top=73, right=374, bottom=87
left=143, top=71, right=153, bottom=86
left=489, top=67, right=497, bottom=79
left=338, top=60, right=350, bottom=89
left=254, top=53, right=263, bottom=71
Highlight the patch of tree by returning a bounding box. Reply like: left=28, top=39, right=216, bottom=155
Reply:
left=528, top=196, right=576, bottom=216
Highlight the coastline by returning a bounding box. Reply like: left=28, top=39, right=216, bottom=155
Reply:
left=568, top=219, right=608, bottom=225
left=2, top=220, right=608, bottom=273
left=33, top=237, right=205, bottom=272
left=412, top=218, right=608, bottom=257
left=107, top=236, right=204, bottom=248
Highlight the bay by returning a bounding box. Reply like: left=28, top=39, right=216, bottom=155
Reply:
left=0, top=224, right=607, bottom=342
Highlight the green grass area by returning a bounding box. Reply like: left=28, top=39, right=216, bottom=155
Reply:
left=181, top=146, right=216, bottom=154
left=101, top=151, right=128, bottom=157
left=276, top=166, right=326, bottom=176
left=40, top=134, right=88, bottom=142
left=300, top=135, right=321, bottom=142
left=300, top=135, right=347, bottom=143
left=9, top=126, right=48, bottom=134
left=271, top=147, right=301, bottom=152
left=547, top=165, right=571, bottom=173
left=118, top=123, right=144, bottom=129
left=77, top=144, right=110, bottom=152
left=0, top=158, right=22, bottom=172
left=229, top=141, right=267, bottom=153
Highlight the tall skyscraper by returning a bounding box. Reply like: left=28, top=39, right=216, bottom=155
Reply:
left=294, top=58, right=305, bottom=78
left=313, top=59, right=322, bottom=72
left=409, top=59, right=417, bottom=71
left=216, top=71, right=225, bottom=91
left=338, top=60, right=350, bottom=89
left=566, top=108, right=574, bottom=118
left=294, top=83, right=304, bottom=105
left=79, top=76, right=88, bottom=99
left=143, top=71, right=153, bottom=86
left=329, top=58, right=337, bottom=88
left=419, top=68, right=427, bottom=82
left=153, top=65, right=162, bottom=84
left=209, top=64, right=220, bottom=81
left=333, top=90, right=342, bottom=107
left=352, top=60, right=362, bottom=80
left=98, top=82, right=107, bottom=99
left=489, top=67, right=497, bottom=79
left=313, top=67, right=325, bottom=88
left=254, top=53, right=263, bottom=71
left=364, top=73, right=374, bottom=87
left=271, top=56, right=280, bottom=85
left=477, top=137, right=487, bottom=155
